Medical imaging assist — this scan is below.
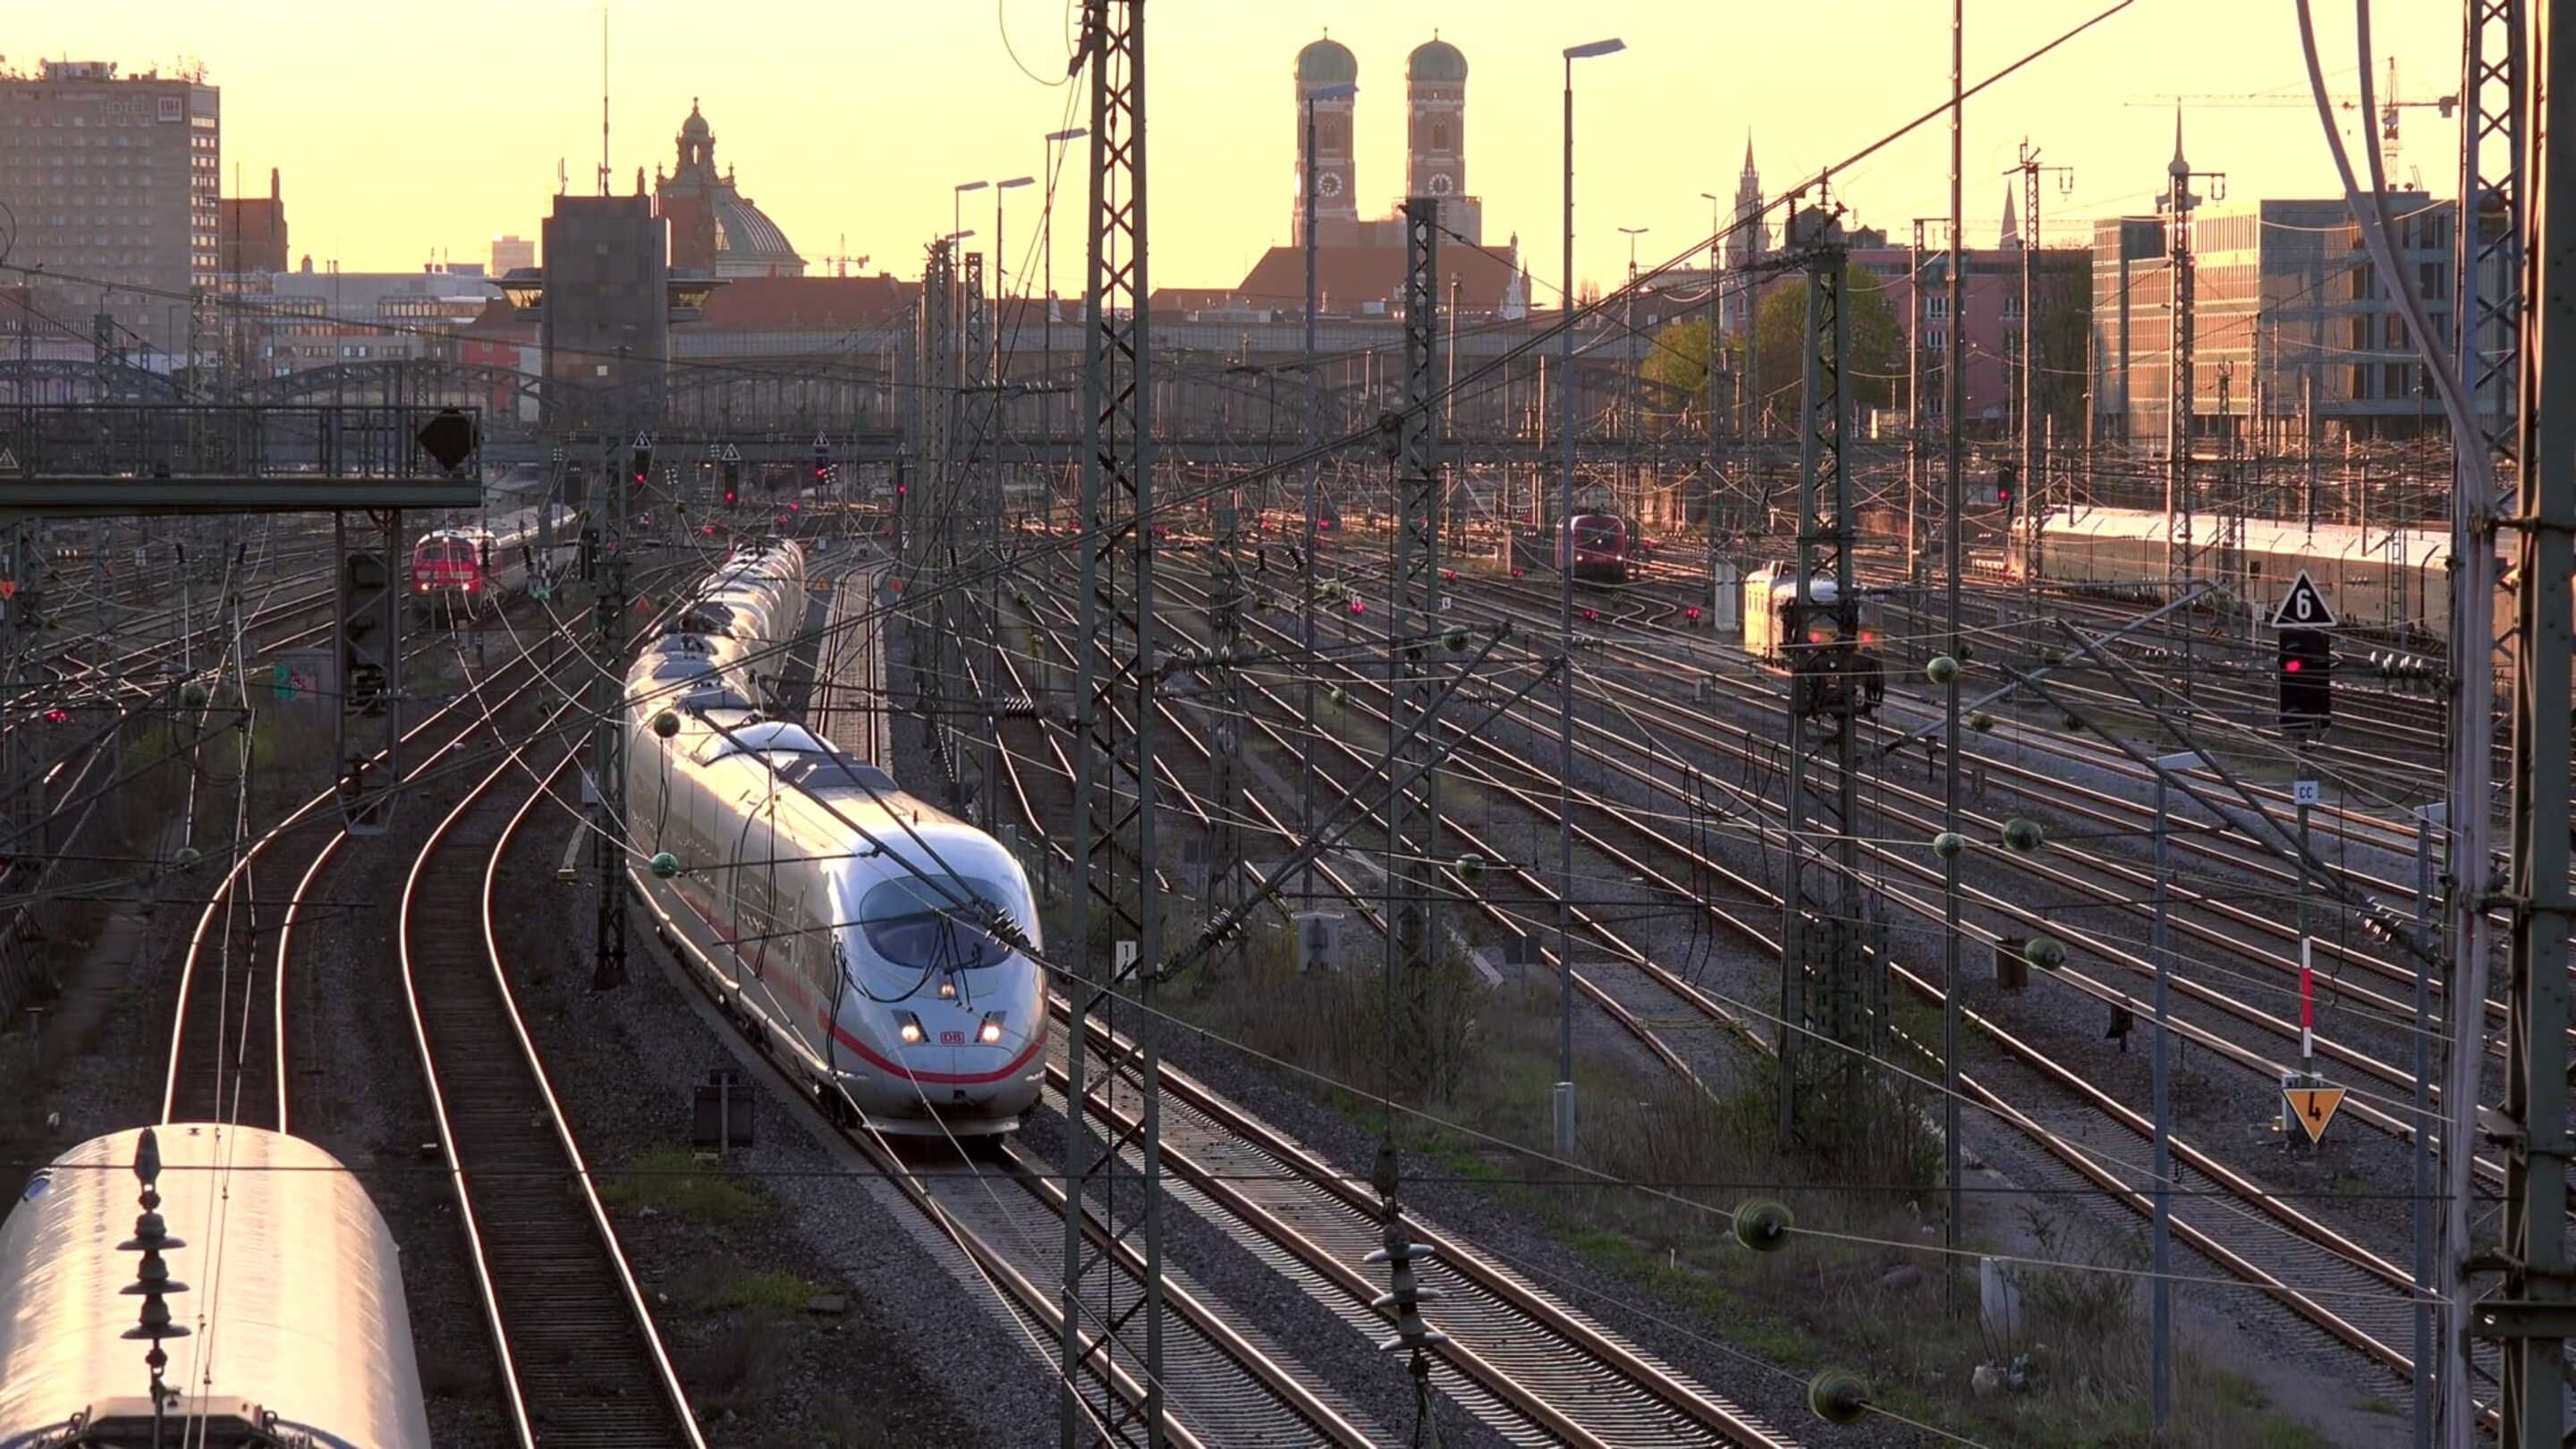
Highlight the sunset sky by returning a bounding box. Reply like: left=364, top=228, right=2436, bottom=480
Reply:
left=10, top=2, right=2465, bottom=298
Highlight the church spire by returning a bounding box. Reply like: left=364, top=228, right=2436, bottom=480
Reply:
left=2000, top=185, right=2021, bottom=249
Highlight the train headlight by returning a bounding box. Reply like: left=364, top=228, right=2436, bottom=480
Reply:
left=896, top=1012, right=925, bottom=1045
left=937, top=978, right=957, bottom=1000
left=979, top=1013, right=1005, bottom=1046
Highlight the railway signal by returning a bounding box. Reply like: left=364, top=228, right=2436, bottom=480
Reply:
left=1995, top=461, right=2016, bottom=512
left=628, top=433, right=653, bottom=487
left=2277, top=627, right=2334, bottom=732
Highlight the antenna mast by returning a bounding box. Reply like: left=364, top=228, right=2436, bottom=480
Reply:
left=597, top=4, right=611, bottom=197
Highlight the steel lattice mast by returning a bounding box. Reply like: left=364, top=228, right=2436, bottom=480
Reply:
left=2440, top=6, right=2519, bottom=1436
left=1777, top=193, right=1866, bottom=1141
left=2483, top=13, right=2571, bottom=1447
left=1060, top=1, right=1166, bottom=1443
left=1387, top=198, right=1444, bottom=1074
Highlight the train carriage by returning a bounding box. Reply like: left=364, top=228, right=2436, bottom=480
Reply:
left=2008, top=505, right=2465, bottom=639
left=1558, top=513, right=1634, bottom=585
left=626, top=713, right=1046, bottom=1135
left=0, top=1126, right=434, bottom=1449
left=408, top=504, right=578, bottom=619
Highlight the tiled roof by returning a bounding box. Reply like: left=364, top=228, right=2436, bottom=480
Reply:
left=1233, top=239, right=1519, bottom=315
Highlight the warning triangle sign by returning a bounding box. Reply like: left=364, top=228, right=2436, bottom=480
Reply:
left=0, top=447, right=17, bottom=471
left=2282, top=1081, right=2345, bottom=1144
left=633, top=431, right=653, bottom=449
left=721, top=444, right=742, bottom=462
left=813, top=431, right=829, bottom=448
left=2270, top=570, right=2340, bottom=630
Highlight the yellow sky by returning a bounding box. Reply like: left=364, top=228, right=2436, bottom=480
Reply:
left=9, top=2, right=2466, bottom=297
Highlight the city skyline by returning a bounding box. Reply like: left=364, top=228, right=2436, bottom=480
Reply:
left=13, top=1, right=2464, bottom=298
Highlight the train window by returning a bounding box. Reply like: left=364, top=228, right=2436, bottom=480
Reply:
left=858, top=874, right=1014, bottom=970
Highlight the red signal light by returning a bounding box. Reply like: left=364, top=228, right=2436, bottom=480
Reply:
left=1348, top=599, right=1366, bottom=614
left=42, top=708, right=67, bottom=724
left=1685, top=606, right=1702, bottom=621
left=2285, top=658, right=2303, bottom=673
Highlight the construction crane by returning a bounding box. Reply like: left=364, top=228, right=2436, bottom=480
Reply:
left=818, top=234, right=872, bottom=277
left=2131, top=59, right=2458, bottom=190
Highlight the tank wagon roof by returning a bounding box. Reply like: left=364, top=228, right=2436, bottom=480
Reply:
left=0, top=1126, right=432, bottom=1449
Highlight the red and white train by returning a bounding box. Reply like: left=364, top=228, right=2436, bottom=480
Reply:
left=408, top=504, right=580, bottom=618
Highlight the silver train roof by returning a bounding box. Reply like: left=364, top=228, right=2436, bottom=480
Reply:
left=0, top=1126, right=432, bottom=1449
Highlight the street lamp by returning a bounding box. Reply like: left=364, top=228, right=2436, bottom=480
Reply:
left=953, top=180, right=990, bottom=258
left=1042, top=127, right=1088, bottom=380
left=993, top=176, right=1035, bottom=378
left=953, top=182, right=990, bottom=370
left=1300, top=78, right=1357, bottom=909
left=1556, top=35, right=1623, bottom=1160
left=1699, top=189, right=1726, bottom=555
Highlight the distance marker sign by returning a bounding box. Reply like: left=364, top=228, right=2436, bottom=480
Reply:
left=2280, top=1073, right=2345, bottom=1145
left=2269, top=570, right=2340, bottom=630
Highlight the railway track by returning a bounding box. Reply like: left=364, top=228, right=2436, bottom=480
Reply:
left=1092, top=545, right=2512, bottom=1418
left=159, top=580, right=670, bottom=1128
left=977, top=568, right=1810, bottom=1446
left=625, top=559, right=1391, bottom=1447
left=399, top=700, right=704, bottom=1448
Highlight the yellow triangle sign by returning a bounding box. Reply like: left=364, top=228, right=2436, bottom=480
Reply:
left=2283, top=1083, right=2345, bottom=1144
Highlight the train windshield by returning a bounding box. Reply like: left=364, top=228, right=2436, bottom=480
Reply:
left=858, top=873, right=1015, bottom=970
left=1573, top=518, right=1623, bottom=549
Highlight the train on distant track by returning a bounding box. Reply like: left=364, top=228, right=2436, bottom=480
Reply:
left=407, top=504, right=580, bottom=618
left=1559, top=512, right=1635, bottom=585
left=0, top=1125, right=434, bottom=1449
left=623, top=539, right=1048, bottom=1135
left=2007, top=504, right=2487, bottom=641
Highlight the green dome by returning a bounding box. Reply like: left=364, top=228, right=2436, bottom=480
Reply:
left=1298, top=38, right=1358, bottom=85
left=1408, top=38, right=1467, bottom=83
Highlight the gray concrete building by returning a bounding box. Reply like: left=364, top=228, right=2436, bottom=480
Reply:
left=0, top=60, right=221, bottom=359
left=536, top=193, right=670, bottom=431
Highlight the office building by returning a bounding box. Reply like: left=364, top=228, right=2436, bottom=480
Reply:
left=0, top=59, right=221, bottom=358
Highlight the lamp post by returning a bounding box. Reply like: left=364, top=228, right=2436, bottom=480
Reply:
left=1699, top=190, right=1724, bottom=548
left=1556, top=36, right=1624, bottom=1159
left=954, top=181, right=989, bottom=372
left=1617, top=225, right=1647, bottom=518
left=993, top=176, right=1035, bottom=379
left=1042, top=128, right=1087, bottom=414
left=1301, top=80, right=1355, bottom=910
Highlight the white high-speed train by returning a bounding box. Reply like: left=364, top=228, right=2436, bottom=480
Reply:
left=623, top=543, right=1046, bottom=1135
